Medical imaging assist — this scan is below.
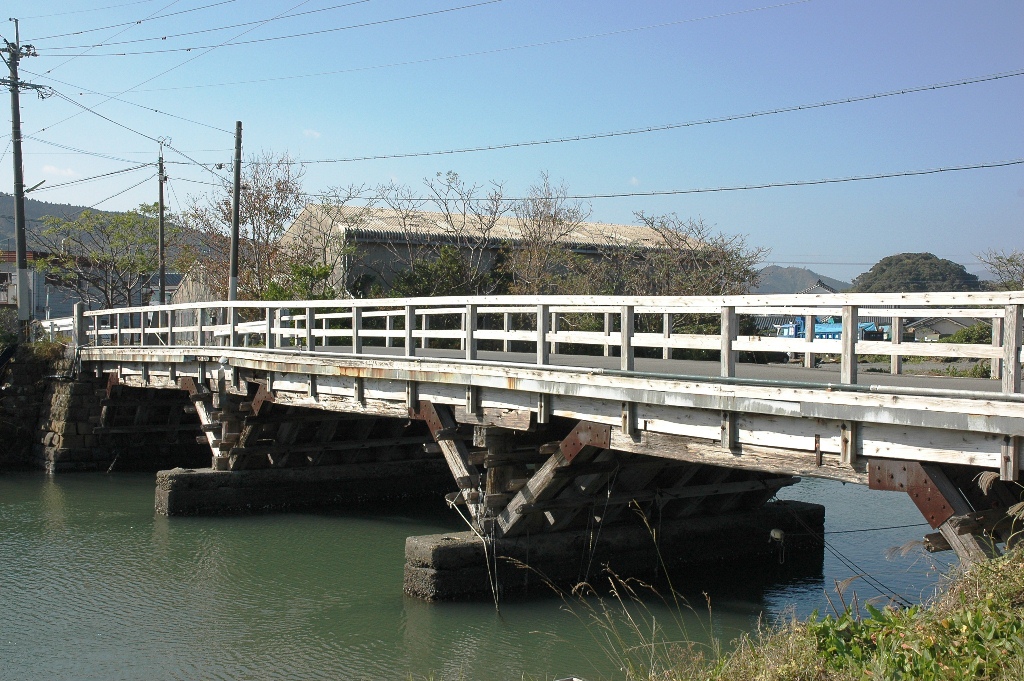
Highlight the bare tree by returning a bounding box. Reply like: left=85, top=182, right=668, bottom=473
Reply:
left=30, top=204, right=161, bottom=309
left=502, top=172, right=590, bottom=294
left=977, top=248, right=1024, bottom=291
left=178, top=151, right=305, bottom=300
left=633, top=213, right=767, bottom=296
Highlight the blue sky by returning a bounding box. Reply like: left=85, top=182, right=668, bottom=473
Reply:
left=2, top=0, right=1021, bottom=281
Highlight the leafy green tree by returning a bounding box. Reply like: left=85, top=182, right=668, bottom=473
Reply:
left=851, top=253, right=980, bottom=293
left=30, top=203, right=162, bottom=309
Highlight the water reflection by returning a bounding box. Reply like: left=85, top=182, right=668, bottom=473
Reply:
left=0, top=472, right=950, bottom=681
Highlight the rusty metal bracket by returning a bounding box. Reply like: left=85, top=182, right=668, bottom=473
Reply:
left=868, top=459, right=955, bottom=528
left=560, top=421, right=612, bottom=464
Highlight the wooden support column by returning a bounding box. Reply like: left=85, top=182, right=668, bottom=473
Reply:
left=1000, top=435, right=1020, bottom=482
left=417, top=401, right=484, bottom=524
left=537, top=304, right=549, bottom=366
left=890, top=316, right=903, bottom=375
left=840, top=420, right=858, bottom=466
left=72, top=302, right=85, bottom=350
left=720, top=306, right=736, bottom=378
left=803, top=314, right=816, bottom=368
left=841, top=305, right=858, bottom=384
left=1003, top=304, right=1021, bottom=394
left=465, top=304, right=477, bottom=360
left=404, top=305, right=416, bottom=356
left=721, top=411, right=737, bottom=452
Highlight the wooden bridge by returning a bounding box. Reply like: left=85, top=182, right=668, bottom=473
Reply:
left=44, top=292, right=1024, bottom=570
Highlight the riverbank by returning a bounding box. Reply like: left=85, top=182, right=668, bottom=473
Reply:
left=603, top=545, right=1023, bottom=680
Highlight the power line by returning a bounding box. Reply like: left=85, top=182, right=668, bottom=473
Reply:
left=41, top=0, right=512, bottom=56
left=88, top=173, right=156, bottom=209
left=22, top=68, right=233, bottom=133
left=106, top=0, right=819, bottom=94
left=276, top=70, right=1024, bottom=165
left=554, top=159, right=1024, bottom=200
left=39, top=0, right=185, bottom=76
left=28, top=1, right=241, bottom=41
left=44, top=88, right=163, bottom=143
left=33, top=0, right=372, bottom=45
left=24, top=135, right=142, bottom=163
left=20, top=1, right=162, bottom=20
left=30, top=164, right=152, bottom=193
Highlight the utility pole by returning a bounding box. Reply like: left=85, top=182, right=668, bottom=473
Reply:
left=228, top=121, right=242, bottom=301
left=1, top=19, right=45, bottom=341
left=157, top=139, right=167, bottom=305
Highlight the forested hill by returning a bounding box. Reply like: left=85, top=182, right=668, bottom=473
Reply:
left=0, top=193, right=100, bottom=248
left=754, top=265, right=851, bottom=294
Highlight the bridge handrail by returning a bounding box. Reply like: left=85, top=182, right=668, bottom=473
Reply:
left=50, top=292, right=1023, bottom=394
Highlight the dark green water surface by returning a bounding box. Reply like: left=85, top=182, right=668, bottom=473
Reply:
left=0, top=473, right=951, bottom=680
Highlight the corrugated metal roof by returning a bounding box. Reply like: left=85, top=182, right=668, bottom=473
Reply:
left=288, top=205, right=674, bottom=250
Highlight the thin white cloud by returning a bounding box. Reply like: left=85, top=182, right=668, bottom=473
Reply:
left=41, top=165, right=76, bottom=177
left=629, top=176, right=640, bottom=186
left=303, top=129, right=322, bottom=139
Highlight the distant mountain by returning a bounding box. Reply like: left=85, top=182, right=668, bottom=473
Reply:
left=755, top=266, right=851, bottom=294
left=0, top=193, right=102, bottom=249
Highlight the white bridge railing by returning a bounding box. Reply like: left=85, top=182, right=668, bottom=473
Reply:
left=43, top=292, right=1023, bottom=393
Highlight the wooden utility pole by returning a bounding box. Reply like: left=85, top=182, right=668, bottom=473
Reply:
left=228, top=121, right=242, bottom=300
left=1, top=20, right=44, bottom=340
left=158, top=140, right=167, bottom=305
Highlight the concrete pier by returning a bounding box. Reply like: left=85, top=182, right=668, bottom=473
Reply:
left=156, top=458, right=453, bottom=515
left=404, top=500, right=825, bottom=601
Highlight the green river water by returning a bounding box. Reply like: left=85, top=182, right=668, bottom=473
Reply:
left=0, top=472, right=952, bottom=680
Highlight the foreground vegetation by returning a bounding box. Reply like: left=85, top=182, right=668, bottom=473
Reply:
left=581, top=548, right=1024, bottom=681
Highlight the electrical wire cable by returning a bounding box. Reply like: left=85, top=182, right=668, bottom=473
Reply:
left=40, top=0, right=185, bottom=76
left=23, top=68, right=233, bottom=134
left=824, top=523, right=931, bottom=535
left=30, top=163, right=152, bottom=193
left=20, top=1, right=162, bottom=20
left=110, top=0, right=818, bottom=93
left=24, top=135, right=142, bottom=164
left=33, top=0, right=372, bottom=45
left=275, top=70, right=1024, bottom=165
left=28, top=1, right=241, bottom=41
left=41, top=0, right=511, bottom=56
left=88, top=172, right=156, bottom=209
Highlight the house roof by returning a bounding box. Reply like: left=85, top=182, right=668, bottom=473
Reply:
left=287, top=205, right=675, bottom=251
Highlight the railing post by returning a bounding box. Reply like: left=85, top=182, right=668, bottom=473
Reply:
left=991, top=316, right=1003, bottom=380
left=466, top=304, right=477, bottom=361
left=422, top=314, right=430, bottom=350
left=404, top=305, right=415, bottom=357
left=72, top=302, right=85, bottom=350
left=603, top=311, right=611, bottom=357
left=551, top=312, right=560, bottom=355
left=841, top=305, right=859, bottom=384
left=116, top=312, right=122, bottom=346
left=385, top=312, right=394, bottom=349
left=351, top=305, right=362, bottom=354
left=266, top=307, right=276, bottom=349
left=306, top=307, right=315, bottom=351
left=139, top=309, right=147, bottom=346
left=502, top=312, right=511, bottom=352
left=662, top=312, right=672, bottom=360
left=890, top=316, right=903, bottom=375
left=167, top=308, right=175, bottom=347
left=1003, top=304, right=1021, bottom=394
left=620, top=305, right=634, bottom=372
left=197, top=307, right=204, bottom=346
left=227, top=306, right=238, bottom=347
left=720, top=306, right=736, bottom=378
left=803, top=314, right=816, bottom=368
left=537, top=304, right=549, bottom=366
